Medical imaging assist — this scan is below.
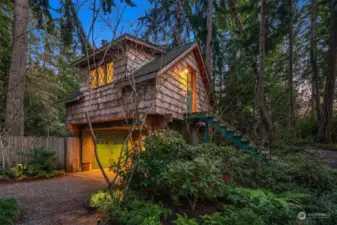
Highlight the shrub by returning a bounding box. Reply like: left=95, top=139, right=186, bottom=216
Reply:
left=9, top=164, right=26, bottom=179
left=262, top=151, right=337, bottom=192
left=172, top=213, right=199, bottom=225
left=298, top=115, right=317, bottom=140
left=19, top=146, right=56, bottom=173
left=301, top=191, right=337, bottom=225
left=0, top=161, right=4, bottom=174
left=0, top=198, right=20, bottom=225
left=130, top=129, right=189, bottom=192
left=202, top=208, right=265, bottom=225
left=34, top=170, right=64, bottom=179
left=163, top=156, right=225, bottom=210
left=226, top=187, right=298, bottom=224
left=89, top=189, right=121, bottom=212
left=108, top=196, right=171, bottom=225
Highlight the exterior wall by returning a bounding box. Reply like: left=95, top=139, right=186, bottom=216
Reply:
left=155, top=51, right=211, bottom=120
left=66, top=41, right=211, bottom=126
left=66, top=44, right=157, bottom=124
left=125, top=43, right=156, bottom=76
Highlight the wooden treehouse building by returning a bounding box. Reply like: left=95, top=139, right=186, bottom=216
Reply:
left=64, top=34, right=267, bottom=171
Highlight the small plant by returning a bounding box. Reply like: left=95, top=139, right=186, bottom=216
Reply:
left=0, top=198, right=20, bottom=225
left=9, top=164, right=26, bottom=179
left=89, top=189, right=120, bottom=212
left=172, top=213, right=199, bottom=225
left=108, top=196, right=171, bottom=225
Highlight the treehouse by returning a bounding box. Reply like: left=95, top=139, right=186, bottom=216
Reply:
left=64, top=34, right=213, bottom=171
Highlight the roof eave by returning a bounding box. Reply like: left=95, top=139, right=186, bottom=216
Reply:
left=72, top=34, right=166, bottom=67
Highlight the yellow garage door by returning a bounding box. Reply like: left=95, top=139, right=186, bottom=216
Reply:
left=94, top=131, right=127, bottom=169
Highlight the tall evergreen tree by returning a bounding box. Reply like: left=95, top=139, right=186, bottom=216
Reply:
left=258, top=0, right=273, bottom=133
left=5, top=0, right=29, bottom=135
left=140, top=0, right=191, bottom=46
left=318, top=0, right=337, bottom=142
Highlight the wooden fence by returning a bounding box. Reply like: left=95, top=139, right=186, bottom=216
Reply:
left=0, top=136, right=81, bottom=171
left=66, top=137, right=81, bottom=172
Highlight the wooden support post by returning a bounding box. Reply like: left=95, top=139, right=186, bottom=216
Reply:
left=191, top=125, right=199, bottom=145
left=204, top=122, right=209, bottom=143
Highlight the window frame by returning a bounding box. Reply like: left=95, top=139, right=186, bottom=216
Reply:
left=89, top=60, right=114, bottom=89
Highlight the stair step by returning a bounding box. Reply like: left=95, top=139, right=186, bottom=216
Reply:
left=249, top=143, right=256, bottom=147
left=241, top=137, right=249, bottom=143
left=234, top=132, right=242, bottom=137
left=261, top=150, right=270, bottom=154
left=264, top=155, right=272, bottom=160
left=226, top=127, right=234, bottom=132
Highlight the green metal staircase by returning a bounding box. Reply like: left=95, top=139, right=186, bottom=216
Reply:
left=184, top=112, right=271, bottom=161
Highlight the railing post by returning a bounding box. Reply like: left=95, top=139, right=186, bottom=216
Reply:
left=204, top=122, right=209, bottom=143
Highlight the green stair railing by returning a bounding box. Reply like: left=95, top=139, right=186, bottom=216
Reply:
left=184, top=112, right=270, bottom=162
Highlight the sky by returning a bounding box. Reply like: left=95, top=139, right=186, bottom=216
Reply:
left=50, top=0, right=152, bottom=47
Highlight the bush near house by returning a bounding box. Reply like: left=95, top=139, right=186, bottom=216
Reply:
left=1, top=147, right=64, bottom=180
left=0, top=198, right=20, bottom=225
left=91, top=130, right=337, bottom=225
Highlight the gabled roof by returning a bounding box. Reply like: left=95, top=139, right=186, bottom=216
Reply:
left=73, top=33, right=166, bottom=67
left=115, top=42, right=211, bottom=91
left=128, top=42, right=195, bottom=80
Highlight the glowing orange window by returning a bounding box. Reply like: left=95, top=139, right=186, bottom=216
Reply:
left=90, top=69, right=97, bottom=89
left=107, top=62, right=114, bottom=84
left=98, top=66, right=105, bottom=86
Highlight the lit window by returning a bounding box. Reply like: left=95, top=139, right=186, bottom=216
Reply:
left=187, top=71, right=192, bottom=92
left=89, top=61, right=114, bottom=89
left=98, top=66, right=105, bottom=86
left=107, top=62, right=114, bottom=84
left=90, top=69, right=97, bottom=88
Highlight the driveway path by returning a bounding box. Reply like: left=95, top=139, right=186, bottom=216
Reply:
left=0, top=170, right=115, bottom=225
left=306, top=148, right=337, bottom=169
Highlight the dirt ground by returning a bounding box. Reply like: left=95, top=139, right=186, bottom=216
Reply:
left=0, top=169, right=116, bottom=225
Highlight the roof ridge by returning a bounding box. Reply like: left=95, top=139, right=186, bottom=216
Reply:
left=168, top=41, right=197, bottom=51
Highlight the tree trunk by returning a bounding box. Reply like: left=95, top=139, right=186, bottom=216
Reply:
left=69, top=0, right=92, bottom=54
left=206, top=0, right=213, bottom=78
left=310, top=0, right=321, bottom=124
left=288, top=0, right=296, bottom=127
left=258, top=0, right=273, bottom=132
left=5, top=0, right=29, bottom=135
left=318, top=0, right=337, bottom=142
left=174, top=0, right=183, bottom=47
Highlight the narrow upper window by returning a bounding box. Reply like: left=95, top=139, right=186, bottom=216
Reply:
left=89, top=61, right=114, bottom=89
left=98, top=66, right=105, bottom=86
left=107, top=62, right=114, bottom=84
left=90, top=69, right=97, bottom=89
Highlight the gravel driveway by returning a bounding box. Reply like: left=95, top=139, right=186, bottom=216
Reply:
left=0, top=170, right=116, bottom=225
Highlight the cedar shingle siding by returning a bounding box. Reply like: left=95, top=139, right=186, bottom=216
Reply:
left=66, top=35, right=211, bottom=125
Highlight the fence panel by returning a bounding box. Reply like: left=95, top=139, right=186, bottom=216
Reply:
left=0, top=136, right=70, bottom=170
left=66, top=137, right=81, bottom=172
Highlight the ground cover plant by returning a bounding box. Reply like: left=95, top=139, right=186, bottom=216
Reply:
left=0, top=198, right=20, bottom=225
left=91, top=130, right=337, bottom=224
